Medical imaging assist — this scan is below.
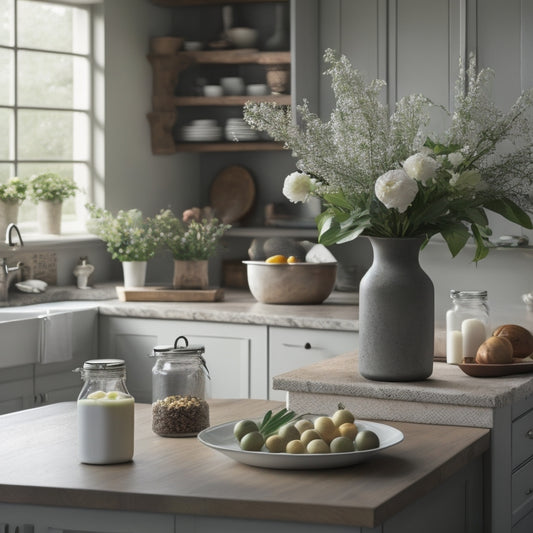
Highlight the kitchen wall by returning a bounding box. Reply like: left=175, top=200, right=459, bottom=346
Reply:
left=57, top=0, right=533, bottom=320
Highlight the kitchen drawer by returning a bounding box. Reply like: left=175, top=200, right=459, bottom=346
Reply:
left=512, top=456, right=533, bottom=517
left=512, top=408, right=533, bottom=469
left=513, top=509, right=533, bottom=533
left=269, top=327, right=358, bottom=401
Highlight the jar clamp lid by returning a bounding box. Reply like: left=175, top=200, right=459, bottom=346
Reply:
left=82, top=358, right=126, bottom=370
left=150, top=336, right=210, bottom=378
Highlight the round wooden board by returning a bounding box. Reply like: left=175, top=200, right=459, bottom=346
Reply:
left=209, top=165, right=255, bottom=224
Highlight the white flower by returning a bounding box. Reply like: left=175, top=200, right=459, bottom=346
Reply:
left=375, top=169, right=418, bottom=213
left=403, top=153, right=438, bottom=184
left=282, top=172, right=313, bottom=203
left=447, top=151, right=465, bottom=168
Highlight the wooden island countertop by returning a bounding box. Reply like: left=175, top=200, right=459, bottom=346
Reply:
left=0, top=399, right=489, bottom=530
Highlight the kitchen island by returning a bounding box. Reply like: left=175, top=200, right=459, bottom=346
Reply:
left=0, top=399, right=489, bottom=532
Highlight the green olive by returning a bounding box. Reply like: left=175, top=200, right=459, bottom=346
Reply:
left=233, top=419, right=259, bottom=441
left=240, top=431, right=265, bottom=451
left=306, top=439, right=330, bottom=454
left=355, top=430, right=380, bottom=451
left=330, top=436, right=355, bottom=453
left=265, top=435, right=285, bottom=453
left=278, top=423, right=300, bottom=443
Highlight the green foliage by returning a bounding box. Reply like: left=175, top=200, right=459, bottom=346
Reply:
left=85, top=204, right=159, bottom=262
left=154, top=209, right=231, bottom=261
left=0, top=177, right=27, bottom=203
left=29, top=172, right=78, bottom=202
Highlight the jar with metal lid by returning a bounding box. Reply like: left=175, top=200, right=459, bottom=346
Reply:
left=150, top=335, right=210, bottom=437
left=75, top=359, right=134, bottom=464
left=446, top=290, right=490, bottom=364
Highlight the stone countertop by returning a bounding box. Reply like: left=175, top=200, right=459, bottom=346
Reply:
left=274, top=352, right=533, bottom=409
left=0, top=399, right=489, bottom=528
left=97, top=288, right=358, bottom=331
left=2, top=284, right=359, bottom=331
left=273, top=353, right=533, bottom=428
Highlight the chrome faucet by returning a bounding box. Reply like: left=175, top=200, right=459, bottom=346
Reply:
left=0, top=224, right=24, bottom=301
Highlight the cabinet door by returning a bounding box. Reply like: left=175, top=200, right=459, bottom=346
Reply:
left=0, top=365, right=34, bottom=414
left=98, top=317, right=268, bottom=402
left=0, top=503, right=174, bottom=533
left=269, top=327, right=358, bottom=400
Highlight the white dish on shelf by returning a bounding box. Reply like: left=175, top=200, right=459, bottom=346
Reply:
left=15, top=279, right=48, bottom=293
left=198, top=419, right=404, bottom=470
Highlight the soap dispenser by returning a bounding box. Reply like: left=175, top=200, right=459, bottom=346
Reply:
left=73, top=256, right=94, bottom=289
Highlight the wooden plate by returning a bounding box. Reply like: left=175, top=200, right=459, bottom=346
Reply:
left=209, top=165, right=255, bottom=224
left=458, top=359, right=533, bottom=377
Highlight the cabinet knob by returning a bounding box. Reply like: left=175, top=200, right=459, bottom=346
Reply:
left=527, top=429, right=533, bottom=439
left=282, top=342, right=313, bottom=349
left=304, top=342, right=311, bottom=350
left=525, top=488, right=533, bottom=496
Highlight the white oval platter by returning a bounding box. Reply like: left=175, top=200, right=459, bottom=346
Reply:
left=197, top=419, right=404, bottom=470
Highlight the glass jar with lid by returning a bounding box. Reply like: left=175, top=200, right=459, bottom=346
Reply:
left=446, top=290, right=490, bottom=364
left=76, top=358, right=134, bottom=464
left=150, top=335, right=210, bottom=437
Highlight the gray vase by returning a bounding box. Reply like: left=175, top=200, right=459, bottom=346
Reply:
left=358, top=236, right=434, bottom=381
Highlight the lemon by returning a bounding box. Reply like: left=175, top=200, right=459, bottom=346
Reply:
left=332, top=408, right=355, bottom=427
left=265, top=254, right=287, bottom=264
left=314, top=416, right=340, bottom=444
left=286, top=440, right=305, bottom=454
left=338, top=422, right=358, bottom=440
left=287, top=256, right=299, bottom=263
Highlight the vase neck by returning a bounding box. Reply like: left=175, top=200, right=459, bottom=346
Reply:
left=367, top=236, right=424, bottom=265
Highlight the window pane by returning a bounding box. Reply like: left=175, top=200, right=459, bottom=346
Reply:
left=0, top=0, right=14, bottom=46
left=0, top=164, right=15, bottom=182
left=0, top=48, right=14, bottom=105
left=18, top=109, right=89, bottom=160
left=18, top=1, right=89, bottom=54
left=0, top=108, right=14, bottom=159
left=18, top=51, right=90, bottom=109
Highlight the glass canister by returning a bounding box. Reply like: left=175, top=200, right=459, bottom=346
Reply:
left=150, top=335, right=210, bottom=437
left=76, top=359, right=134, bottom=464
left=446, top=290, right=490, bottom=364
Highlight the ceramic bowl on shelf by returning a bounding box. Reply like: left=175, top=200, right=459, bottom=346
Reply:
left=226, top=27, right=259, bottom=49
left=246, top=84, right=269, bottom=96
left=243, top=261, right=338, bottom=304
left=220, top=77, right=245, bottom=96
left=183, top=40, right=203, bottom=51
left=203, top=85, right=223, bottom=97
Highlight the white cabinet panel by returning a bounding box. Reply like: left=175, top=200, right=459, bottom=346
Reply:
left=98, top=317, right=268, bottom=402
left=269, top=327, right=358, bottom=401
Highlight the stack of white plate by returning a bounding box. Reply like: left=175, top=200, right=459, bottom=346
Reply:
left=224, top=118, right=259, bottom=141
left=181, top=119, right=222, bottom=142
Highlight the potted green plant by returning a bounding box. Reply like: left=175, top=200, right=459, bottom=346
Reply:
left=0, top=177, right=27, bottom=236
left=155, top=207, right=230, bottom=289
left=29, top=172, right=78, bottom=234
left=86, top=204, right=159, bottom=287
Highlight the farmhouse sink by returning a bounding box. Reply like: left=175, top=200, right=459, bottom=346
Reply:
left=0, top=302, right=98, bottom=369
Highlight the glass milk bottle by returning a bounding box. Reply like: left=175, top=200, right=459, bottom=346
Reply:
left=150, top=335, right=210, bottom=437
left=446, top=290, right=490, bottom=364
left=76, top=359, right=134, bottom=464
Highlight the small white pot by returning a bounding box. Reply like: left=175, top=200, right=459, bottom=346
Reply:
left=122, top=261, right=147, bottom=288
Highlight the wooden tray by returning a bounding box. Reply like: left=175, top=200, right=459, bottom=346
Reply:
left=458, top=359, right=533, bottom=377
left=116, top=286, right=224, bottom=302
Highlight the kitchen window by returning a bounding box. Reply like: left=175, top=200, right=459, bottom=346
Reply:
left=0, top=0, right=94, bottom=235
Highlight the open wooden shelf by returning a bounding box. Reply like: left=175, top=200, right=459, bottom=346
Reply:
left=174, top=94, right=291, bottom=107
left=175, top=141, right=284, bottom=152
